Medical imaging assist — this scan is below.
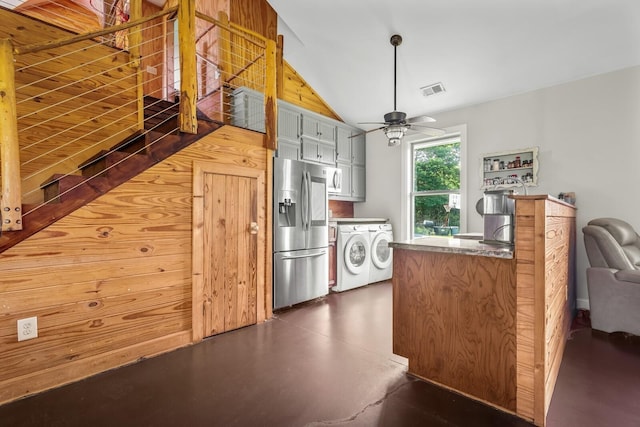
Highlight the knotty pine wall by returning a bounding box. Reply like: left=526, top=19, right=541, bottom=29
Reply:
left=0, top=126, right=268, bottom=404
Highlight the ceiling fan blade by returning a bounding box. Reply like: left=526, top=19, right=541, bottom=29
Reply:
left=407, top=124, right=446, bottom=137
left=351, top=126, right=387, bottom=138
left=406, top=115, right=436, bottom=124
left=357, top=121, right=388, bottom=125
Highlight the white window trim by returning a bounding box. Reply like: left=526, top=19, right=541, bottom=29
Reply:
left=400, top=124, right=467, bottom=241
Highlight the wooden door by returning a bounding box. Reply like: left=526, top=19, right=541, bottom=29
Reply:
left=192, top=162, right=265, bottom=341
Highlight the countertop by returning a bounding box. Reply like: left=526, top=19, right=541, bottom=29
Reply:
left=389, top=236, right=514, bottom=259
left=329, top=217, right=388, bottom=224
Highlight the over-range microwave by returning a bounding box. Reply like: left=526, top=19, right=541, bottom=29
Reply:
left=325, top=167, right=342, bottom=193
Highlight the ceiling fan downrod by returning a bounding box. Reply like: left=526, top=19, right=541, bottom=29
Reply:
left=390, top=34, right=402, bottom=112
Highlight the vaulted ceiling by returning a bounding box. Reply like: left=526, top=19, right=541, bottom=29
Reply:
left=268, top=0, right=640, bottom=130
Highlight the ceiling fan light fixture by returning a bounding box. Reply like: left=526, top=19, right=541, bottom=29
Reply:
left=384, top=124, right=407, bottom=146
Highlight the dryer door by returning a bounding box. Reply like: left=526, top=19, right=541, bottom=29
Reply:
left=344, top=233, right=369, bottom=275
left=371, top=232, right=392, bottom=270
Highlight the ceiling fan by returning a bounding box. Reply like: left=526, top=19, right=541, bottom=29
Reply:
left=359, top=34, right=445, bottom=146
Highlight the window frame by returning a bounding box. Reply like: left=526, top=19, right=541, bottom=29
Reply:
left=400, top=124, right=469, bottom=240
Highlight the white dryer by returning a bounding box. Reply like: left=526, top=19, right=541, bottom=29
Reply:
left=335, top=224, right=371, bottom=292
left=369, top=223, right=393, bottom=283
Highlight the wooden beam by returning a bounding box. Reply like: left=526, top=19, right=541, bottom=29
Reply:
left=128, top=0, right=144, bottom=131
left=0, top=39, right=23, bottom=231
left=264, top=38, right=277, bottom=151
left=276, top=34, right=284, bottom=99
left=218, top=11, right=232, bottom=125
left=178, top=0, right=197, bottom=134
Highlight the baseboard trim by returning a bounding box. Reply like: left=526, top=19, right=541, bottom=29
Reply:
left=0, top=330, right=192, bottom=405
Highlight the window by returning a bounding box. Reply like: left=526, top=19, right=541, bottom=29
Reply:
left=411, top=136, right=461, bottom=238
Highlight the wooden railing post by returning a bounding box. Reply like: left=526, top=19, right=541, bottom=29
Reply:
left=128, top=0, right=144, bottom=131
left=264, top=38, right=277, bottom=151
left=0, top=39, right=22, bottom=231
left=218, top=11, right=232, bottom=125
left=178, top=0, right=197, bottom=134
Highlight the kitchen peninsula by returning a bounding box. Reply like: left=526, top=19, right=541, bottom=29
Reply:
left=390, top=195, right=576, bottom=426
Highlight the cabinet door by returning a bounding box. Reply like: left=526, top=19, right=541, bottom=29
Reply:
left=278, top=105, right=300, bottom=143
left=336, top=126, right=352, bottom=163
left=351, top=133, right=366, bottom=166
left=301, top=138, right=320, bottom=162
left=337, top=163, right=352, bottom=199
left=318, top=120, right=336, bottom=144
left=317, top=142, right=336, bottom=165
left=301, top=115, right=320, bottom=139
left=352, top=164, right=366, bottom=201
left=277, top=141, right=301, bottom=161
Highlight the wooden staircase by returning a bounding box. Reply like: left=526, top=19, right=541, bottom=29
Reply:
left=0, top=97, right=223, bottom=253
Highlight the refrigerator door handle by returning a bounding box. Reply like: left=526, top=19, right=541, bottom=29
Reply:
left=301, top=172, right=308, bottom=230
left=280, top=250, right=327, bottom=260
left=306, top=171, right=312, bottom=231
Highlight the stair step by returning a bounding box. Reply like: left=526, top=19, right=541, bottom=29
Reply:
left=144, top=96, right=180, bottom=134
left=40, top=174, right=92, bottom=203
left=79, top=150, right=134, bottom=178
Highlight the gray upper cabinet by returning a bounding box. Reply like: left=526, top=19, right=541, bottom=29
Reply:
left=334, top=125, right=366, bottom=202
left=231, top=87, right=366, bottom=201
left=336, top=126, right=352, bottom=163
left=301, top=138, right=336, bottom=165
left=351, top=132, right=366, bottom=166
left=278, top=105, right=300, bottom=143
left=301, top=114, right=336, bottom=144
left=276, top=104, right=301, bottom=160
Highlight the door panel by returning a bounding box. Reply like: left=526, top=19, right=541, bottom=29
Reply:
left=203, top=172, right=258, bottom=336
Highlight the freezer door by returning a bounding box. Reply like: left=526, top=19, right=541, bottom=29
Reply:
left=273, top=248, right=329, bottom=310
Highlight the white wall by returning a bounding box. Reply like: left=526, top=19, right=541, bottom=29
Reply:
left=355, top=65, right=640, bottom=310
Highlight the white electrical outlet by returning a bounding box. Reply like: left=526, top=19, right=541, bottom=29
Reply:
left=17, top=316, right=38, bottom=342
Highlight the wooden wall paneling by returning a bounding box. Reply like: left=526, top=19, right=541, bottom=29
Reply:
left=513, top=195, right=576, bottom=426
left=392, top=249, right=517, bottom=411
left=0, top=126, right=266, bottom=404
left=281, top=61, right=342, bottom=121
left=16, top=0, right=101, bottom=35
left=141, top=2, right=165, bottom=98
left=263, top=148, right=272, bottom=320
left=230, top=0, right=277, bottom=40
left=532, top=199, right=547, bottom=426
left=515, top=210, right=536, bottom=421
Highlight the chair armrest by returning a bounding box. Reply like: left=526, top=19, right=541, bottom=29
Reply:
left=615, top=269, right=640, bottom=284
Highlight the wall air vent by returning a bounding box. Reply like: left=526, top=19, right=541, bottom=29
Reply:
left=421, top=82, right=446, bottom=97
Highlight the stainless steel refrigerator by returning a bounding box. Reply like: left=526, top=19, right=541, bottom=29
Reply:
left=273, top=157, right=329, bottom=309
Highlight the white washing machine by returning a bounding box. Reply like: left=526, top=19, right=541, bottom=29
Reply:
left=369, top=223, right=393, bottom=283
left=335, top=224, right=371, bottom=292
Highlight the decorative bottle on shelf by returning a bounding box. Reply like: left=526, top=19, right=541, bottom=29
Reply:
left=515, top=156, right=521, bottom=168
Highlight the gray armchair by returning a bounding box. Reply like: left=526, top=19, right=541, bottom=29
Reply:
left=583, top=218, right=640, bottom=335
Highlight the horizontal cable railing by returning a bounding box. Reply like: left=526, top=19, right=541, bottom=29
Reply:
left=192, top=11, right=267, bottom=129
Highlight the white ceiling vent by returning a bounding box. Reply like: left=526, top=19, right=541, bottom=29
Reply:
left=421, top=82, right=446, bottom=97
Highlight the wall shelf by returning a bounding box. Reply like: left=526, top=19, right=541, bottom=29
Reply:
left=481, top=147, right=539, bottom=189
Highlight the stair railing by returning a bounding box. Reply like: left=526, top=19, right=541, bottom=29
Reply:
left=0, top=2, right=276, bottom=233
